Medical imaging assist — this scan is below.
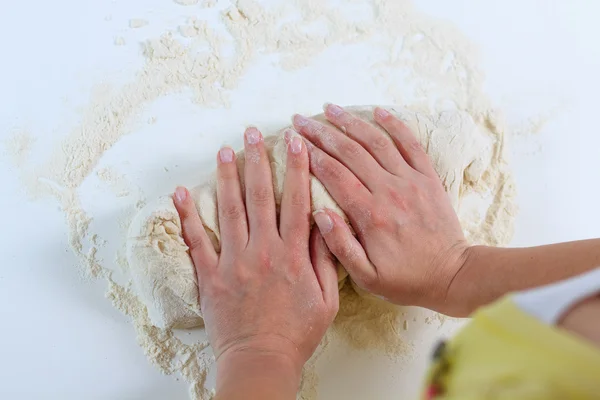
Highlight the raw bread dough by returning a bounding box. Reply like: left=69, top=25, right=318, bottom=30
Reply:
left=126, top=106, right=491, bottom=329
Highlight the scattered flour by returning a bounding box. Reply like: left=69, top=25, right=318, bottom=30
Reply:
left=9, top=0, right=522, bottom=398
left=178, top=20, right=206, bottom=38
left=4, top=130, right=34, bottom=168
left=114, top=36, right=126, bottom=46
left=97, top=167, right=134, bottom=197
left=129, top=18, right=149, bottom=28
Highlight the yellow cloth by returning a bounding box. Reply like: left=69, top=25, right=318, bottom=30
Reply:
left=422, top=297, right=600, bottom=400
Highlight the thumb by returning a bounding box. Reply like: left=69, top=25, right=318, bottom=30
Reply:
left=312, top=209, right=378, bottom=294
left=309, top=226, right=339, bottom=313
left=173, top=186, right=218, bottom=280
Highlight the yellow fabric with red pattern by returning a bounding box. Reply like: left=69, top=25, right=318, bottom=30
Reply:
left=422, top=297, right=600, bottom=400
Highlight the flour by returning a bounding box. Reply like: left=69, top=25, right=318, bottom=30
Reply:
left=129, top=18, right=149, bottom=28
left=9, top=0, right=521, bottom=398
left=97, top=167, right=134, bottom=198
left=4, top=130, right=34, bottom=168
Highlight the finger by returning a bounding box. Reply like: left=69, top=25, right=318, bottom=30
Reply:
left=280, top=130, right=311, bottom=245
left=293, top=114, right=381, bottom=191
left=216, top=147, right=249, bottom=252
left=373, top=107, right=438, bottom=178
left=303, top=139, right=372, bottom=230
left=312, top=209, right=378, bottom=293
left=309, top=226, right=340, bottom=312
left=323, top=103, right=407, bottom=176
left=173, top=186, right=218, bottom=278
left=243, top=127, right=277, bottom=238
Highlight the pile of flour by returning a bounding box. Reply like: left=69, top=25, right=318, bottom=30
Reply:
left=7, top=0, right=518, bottom=398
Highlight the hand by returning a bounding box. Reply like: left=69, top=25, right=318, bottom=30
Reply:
left=292, top=104, right=469, bottom=313
left=173, top=127, right=339, bottom=397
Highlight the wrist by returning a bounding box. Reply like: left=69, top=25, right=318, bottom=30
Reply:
left=216, top=348, right=302, bottom=399
left=434, top=243, right=477, bottom=317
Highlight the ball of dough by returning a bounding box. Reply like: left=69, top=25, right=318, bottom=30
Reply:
left=126, top=106, right=491, bottom=329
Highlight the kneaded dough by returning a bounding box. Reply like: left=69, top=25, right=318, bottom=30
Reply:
left=126, top=106, right=491, bottom=329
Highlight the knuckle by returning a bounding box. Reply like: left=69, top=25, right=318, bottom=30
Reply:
left=408, top=179, right=421, bottom=193
left=290, top=190, right=307, bottom=207
left=234, top=267, right=252, bottom=283
left=288, top=152, right=307, bottom=169
left=359, top=275, right=379, bottom=292
left=287, top=257, right=304, bottom=276
left=407, top=138, right=424, bottom=153
left=245, top=148, right=262, bottom=164
left=371, top=135, right=391, bottom=151
left=256, top=248, right=273, bottom=271
left=350, top=266, right=379, bottom=292
left=308, top=120, right=326, bottom=136
left=175, top=205, right=191, bottom=219
left=318, top=159, right=344, bottom=181
left=342, top=116, right=360, bottom=130
left=249, top=187, right=272, bottom=206
left=186, top=234, right=206, bottom=252
left=223, top=204, right=244, bottom=221
left=392, top=119, right=410, bottom=133
left=406, top=180, right=428, bottom=202
left=220, top=168, right=239, bottom=182
left=205, top=279, right=225, bottom=297
left=370, top=208, right=389, bottom=229
left=285, top=224, right=308, bottom=242
left=334, top=239, right=357, bottom=262
left=325, top=166, right=344, bottom=182
left=388, top=186, right=409, bottom=212
left=340, top=140, right=363, bottom=160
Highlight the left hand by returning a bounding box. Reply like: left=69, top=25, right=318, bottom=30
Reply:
left=173, top=127, right=339, bottom=397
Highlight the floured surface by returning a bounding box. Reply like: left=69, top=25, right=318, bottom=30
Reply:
left=4, top=1, right=521, bottom=399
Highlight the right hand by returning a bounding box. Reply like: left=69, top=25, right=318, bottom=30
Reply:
left=293, top=104, right=470, bottom=313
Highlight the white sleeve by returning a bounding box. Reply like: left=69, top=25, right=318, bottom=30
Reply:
left=513, top=267, right=600, bottom=325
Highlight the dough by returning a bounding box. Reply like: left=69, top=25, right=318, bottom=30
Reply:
left=126, top=106, right=491, bottom=329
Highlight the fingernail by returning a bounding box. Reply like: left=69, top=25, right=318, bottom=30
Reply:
left=245, top=127, right=262, bottom=145
left=289, top=136, right=302, bottom=154
left=284, top=128, right=295, bottom=144
left=219, top=147, right=234, bottom=163
left=174, top=186, right=187, bottom=203
left=313, top=210, right=333, bottom=234
left=375, top=107, right=390, bottom=119
left=293, top=114, right=310, bottom=127
left=326, top=103, right=344, bottom=117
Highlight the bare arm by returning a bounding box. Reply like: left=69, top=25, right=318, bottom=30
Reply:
left=215, top=351, right=300, bottom=400
left=445, top=240, right=600, bottom=317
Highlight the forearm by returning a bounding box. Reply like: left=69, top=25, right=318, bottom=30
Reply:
left=443, top=239, right=600, bottom=317
left=215, top=351, right=301, bottom=400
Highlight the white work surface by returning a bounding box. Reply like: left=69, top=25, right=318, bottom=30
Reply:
left=1, top=1, right=600, bottom=399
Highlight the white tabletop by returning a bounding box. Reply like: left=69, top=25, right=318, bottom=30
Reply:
left=1, top=1, right=599, bottom=399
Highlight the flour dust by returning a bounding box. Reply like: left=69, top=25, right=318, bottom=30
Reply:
left=7, top=1, right=521, bottom=398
